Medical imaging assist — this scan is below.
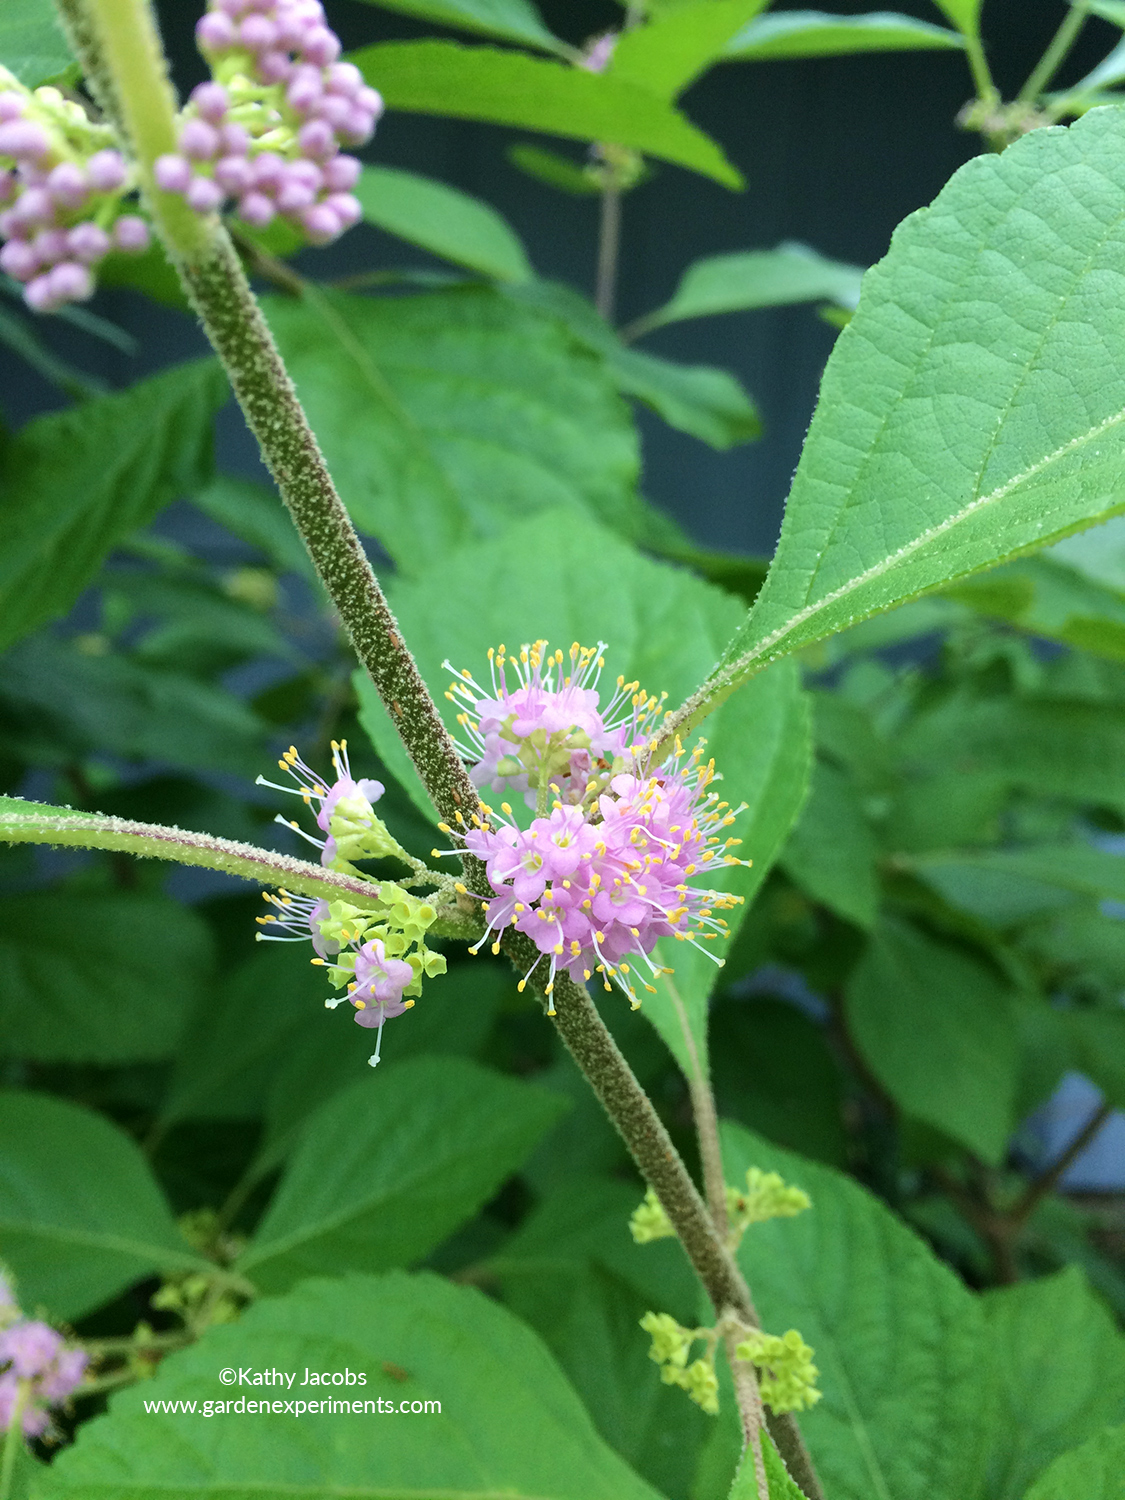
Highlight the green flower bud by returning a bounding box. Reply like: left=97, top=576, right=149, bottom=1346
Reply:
left=735, top=1328, right=822, bottom=1414
left=639, top=1311, right=692, bottom=1369
left=727, top=1167, right=811, bottom=1237
left=629, top=1187, right=675, bottom=1243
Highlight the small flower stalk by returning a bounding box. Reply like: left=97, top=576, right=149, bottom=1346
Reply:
left=0, top=1271, right=87, bottom=1441
left=0, top=67, right=149, bottom=311
left=440, top=641, right=749, bottom=1012
left=256, top=741, right=449, bottom=1065
left=634, top=1169, right=821, bottom=1417
left=155, top=0, right=380, bottom=244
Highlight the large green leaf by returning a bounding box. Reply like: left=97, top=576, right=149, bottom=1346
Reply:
left=265, top=285, right=651, bottom=573
left=36, top=1272, right=662, bottom=1500
left=610, top=0, right=769, bottom=100
left=0, top=1091, right=207, bottom=1320
left=909, top=844, right=1125, bottom=926
left=1021, top=1426, right=1125, bottom=1500
left=780, top=758, right=878, bottom=928
left=354, top=0, right=562, bottom=52
left=983, top=1267, right=1125, bottom=1500
left=352, top=41, right=743, bottom=187
left=0, top=359, right=225, bottom=652
left=355, top=164, right=532, bottom=281
left=237, top=1056, right=566, bottom=1291
left=0, top=893, right=213, bottom=1064
left=694, top=109, right=1125, bottom=724
left=724, top=10, right=964, bottom=60
left=627, top=244, right=865, bottom=338
left=722, top=1122, right=989, bottom=1500
left=353, top=509, right=810, bottom=1074
left=0, top=0, right=73, bottom=85
left=946, top=554, right=1125, bottom=662
left=1066, top=1008, right=1125, bottom=1110
left=845, top=919, right=1019, bottom=1162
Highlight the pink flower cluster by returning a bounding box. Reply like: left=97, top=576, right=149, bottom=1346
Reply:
left=0, top=85, right=149, bottom=312
left=154, top=0, right=381, bottom=244
left=0, top=1276, right=87, bottom=1439
left=446, top=641, right=665, bottom=808
left=441, top=643, right=747, bottom=1010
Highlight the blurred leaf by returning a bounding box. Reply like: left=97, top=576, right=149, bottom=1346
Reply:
left=192, top=475, right=316, bottom=578
left=0, top=358, right=225, bottom=651
left=982, top=1267, right=1125, bottom=1500
left=508, top=143, right=605, bottom=194
left=948, top=555, right=1125, bottom=662
left=237, top=1056, right=566, bottom=1292
left=611, top=0, right=769, bottom=99
left=730, top=1435, right=805, bottom=1498
left=929, top=0, right=982, bottom=34
left=266, top=285, right=651, bottom=572
left=699, top=109, right=1125, bottom=718
left=0, top=1090, right=207, bottom=1320
left=0, top=0, right=73, bottom=86
left=0, top=635, right=268, bottom=777
left=40, top=1272, right=662, bottom=1499
left=352, top=42, right=743, bottom=188
left=910, top=844, right=1125, bottom=927
left=627, top=243, right=866, bottom=339
left=723, top=1122, right=989, bottom=1500
left=356, top=164, right=532, bottom=281
left=1089, top=1, right=1125, bottom=30
left=104, top=568, right=294, bottom=671
left=1050, top=512, right=1125, bottom=591
left=354, top=0, right=562, bottom=51
left=724, top=10, right=965, bottom=60
left=0, top=893, right=213, bottom=1064
left=1021, top=1425, right=1125, bottom=1500
left=1066, top=1008, right=1125, bottom=1109
left=781, top=759, right=879, bottom=928
left=96, top=240, right=191, bottom=310
left=0, top=303, right=105, bottom=399
left=845, top=919, right=1019, bottom=1162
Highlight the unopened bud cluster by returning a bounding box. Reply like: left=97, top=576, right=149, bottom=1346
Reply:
left=0, top=67, right=149, bottom=312
left=155, top=0, right=381, bottom=243
left=0, top=1271, right=87, bottom=1439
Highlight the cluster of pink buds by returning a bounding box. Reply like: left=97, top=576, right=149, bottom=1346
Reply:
left=154, top=0, right=381, bottom=245
left=0, top=1273, right=87, bottom=1439
left=438, top=642, right=748, bottom=1010
left=0, top=70, right=150, bottom=312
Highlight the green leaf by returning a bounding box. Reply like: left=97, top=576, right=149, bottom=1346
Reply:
left=982, top=1267, right=1125, bottom=1500
left=0, top=359, right=225, bottom=652
left=236, top=1056, right=566, bottom=1292
left=355, top=164, right=532, bottom=281
left=845, top=919, right=1019, bottom=1162
left=909, top=844, right=1125, bottom=926
left=1021, top=1426, right=1125, bottom=1500
left=352, top=41, right=743, bottom=188
left=354, top=0, right=562, bottom=53
left=947, top=554, right=1125, bottom=661
left=508, top=143, right=605, bottom=194
left=1066, top=1008, right=1125, bottom=1110
left=626, top=243, right=865, bottom=339
left=265, top=285, right=651, bottom=573
left=780, top=758, right=878, bottom=928
left=1089, top=1, right=1125, bottom=32
left=648, top=659, right=810, bottom=1080
left=697, top=109, right=1125, bottom=723
left=192, top=475, right=315, bottom=579
left=0, top=0, right=73, bottom=86
left=722, top=1121, right=988, bottom=1500
left=0, top=893, right=212, bottom=1064
left=0, top=302, right=104, bottom=399
left=928, top=0, right=982, bottom=35
left=729, top=1434, right=805, bottom=1498
left=610, top=0, right=770, bottom=100
left=503, top=277, right=762, bottom=449
left=0, top=1091, right=207, bottom=1320
left=724, top=10, right=965, bottom=60
left=38, top=1272, right=661, bottom=1500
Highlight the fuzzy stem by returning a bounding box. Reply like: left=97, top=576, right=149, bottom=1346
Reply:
left=724, top=1326, right=770, bottom=1500
left=0, top=1383, right=27, bottom=1500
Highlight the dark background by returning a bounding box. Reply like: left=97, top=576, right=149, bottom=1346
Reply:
left=0, top=0, right=1115, bottom=555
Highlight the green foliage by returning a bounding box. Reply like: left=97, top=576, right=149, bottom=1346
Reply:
left=723, top=11, right=966, bottom=60
left=0, top=359, right=226, bottom=652
left=355, top=164, right=533, bottom=281
left=0, top=1091, right=207, bottom=1320
left=846, top=918, right=1019, bottom=1163
left=982, top=1267, right=1125, bottom=1500
left=265, top=286, right=652, bottom=572
left=709, top=108, right=1125, bottom=710
left=780, top=759, right=879, bottom=929
left=236, top=1056, right=566, bottom=1291
left=1021, top=1426, right=1125, bottom=1500
left=354, top=0, right=561, bottom=52
left=38, top=1272, right=662, bottom=1499
left=0, top=0, right=73, bottom=86
left=0, top=892, right=213, bottom=1064
left=609, top=0, right=770, bottom=101
left=728, top=1433, right=807, bottom=1497
left=352, top=41, right=743, bottom=187
left=723, top=1122, right=989, bottom=1500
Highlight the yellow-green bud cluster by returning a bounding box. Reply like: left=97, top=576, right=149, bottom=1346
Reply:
left=639, top=1313, right=719, bottom=1415
left=727, top=1167, right=811, bottom=1240
left=628, top=1187, right=675, bottom=1243
left=321, top=887, right=446, bottom=1001
left=735, top=1329, right=822, bottom=1414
